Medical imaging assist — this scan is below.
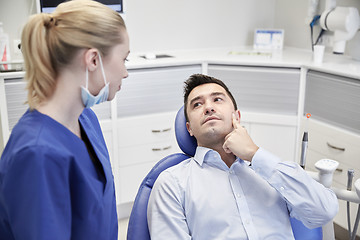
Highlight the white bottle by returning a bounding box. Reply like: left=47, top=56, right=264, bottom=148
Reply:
left=0, top=22, right=11, bottom=71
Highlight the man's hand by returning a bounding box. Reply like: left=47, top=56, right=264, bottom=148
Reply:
left=223, top=114, right=259, bottom=161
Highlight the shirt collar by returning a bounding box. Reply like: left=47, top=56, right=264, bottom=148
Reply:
left=193, top=146, right=241, bottom=171
left=193, top=146, right=212, bottom=166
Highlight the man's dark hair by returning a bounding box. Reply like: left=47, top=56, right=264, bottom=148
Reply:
left=183, top=74, right=238, bottom=121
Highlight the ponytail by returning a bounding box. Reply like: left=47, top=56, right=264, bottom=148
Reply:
left=21, top=14, right=56, bottom=109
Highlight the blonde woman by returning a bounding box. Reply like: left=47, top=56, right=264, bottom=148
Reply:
left=0, top=0, right=129, bottom=239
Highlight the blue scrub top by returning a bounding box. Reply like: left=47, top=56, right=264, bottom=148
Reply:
left=0, top=108, right=118, bottom=240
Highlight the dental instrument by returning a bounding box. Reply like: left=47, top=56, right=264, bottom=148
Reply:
left=349, top=176, right=360, bottom=240
left=347, top=169, right=354, bottom=239
left=300, top=113, right=311, bottom=169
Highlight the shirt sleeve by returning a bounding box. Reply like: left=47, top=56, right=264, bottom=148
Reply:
left=147, top=171, right=191, bottom=240
left=2, top=146, right=71, bottom=240
left=251, top=148, right=339, bottom=229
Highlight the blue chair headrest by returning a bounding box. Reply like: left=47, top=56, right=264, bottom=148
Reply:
left=175, top=105, right=197, bottom=157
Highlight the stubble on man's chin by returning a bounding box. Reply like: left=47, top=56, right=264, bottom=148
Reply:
left=200, top=127, right=228, bottom=146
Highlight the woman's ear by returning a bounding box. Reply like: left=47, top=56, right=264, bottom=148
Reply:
left=84, top=48, right=99, bottom=72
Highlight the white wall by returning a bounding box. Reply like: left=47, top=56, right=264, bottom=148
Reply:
left=0, top=0, right=359, bottom=59
left=0, top=0, right=276, bottom=57
left=125, top=0, right=276, bottom=52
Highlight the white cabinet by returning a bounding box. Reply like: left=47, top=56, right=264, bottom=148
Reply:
left=249, top=121, right=297, bottom=162
left=113, top=65, right=202, bottom=206
left=302, top=119, right=360, bottom=238
left=207, top=65, right=301, bottom=161
left=303, top=70, right=360, bottom=237
left=116, top=112, right=181, bottom=204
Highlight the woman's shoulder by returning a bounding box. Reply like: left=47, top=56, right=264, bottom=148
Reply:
left=3, top=110, right=83, bottom=162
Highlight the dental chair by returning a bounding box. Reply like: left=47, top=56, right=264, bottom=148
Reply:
left=127, top=106, right=323, bottom=240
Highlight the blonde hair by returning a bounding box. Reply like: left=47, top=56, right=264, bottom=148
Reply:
left=21, top=0, right=126, bottom=109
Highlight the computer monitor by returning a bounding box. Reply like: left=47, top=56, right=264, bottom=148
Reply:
left=36, top=0, right=123, bottom=14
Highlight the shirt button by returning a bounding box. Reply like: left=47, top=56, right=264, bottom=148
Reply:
left=280, top=187, right=285, bottom=191
left=236, top=193, right=241, bottom=198
left=245, top=220, right=251, bottom=225
left=229, top=170, right=234, bottom=174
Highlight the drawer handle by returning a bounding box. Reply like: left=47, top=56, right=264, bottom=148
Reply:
left=335, top=168, right=343, bottom=173
left=152, top=146, right=172, bottom=151
left=326, top=142, right=345, bottom=151
left=152, top=128, right=172, bottom=133
left=162, top=146, right=172, bottom=150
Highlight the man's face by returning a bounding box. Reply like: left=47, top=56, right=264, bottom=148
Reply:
left=186, top=83, right=240, bottom=147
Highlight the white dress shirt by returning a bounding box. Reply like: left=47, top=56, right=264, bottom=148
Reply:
left=147, top=147, right=338, bottom=240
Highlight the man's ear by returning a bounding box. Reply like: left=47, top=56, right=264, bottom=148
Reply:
left=235, top=110, right=241, bottom=123
left=186, top=122, right=194, bottom=136
left=84, top=48, right=99, bottom=72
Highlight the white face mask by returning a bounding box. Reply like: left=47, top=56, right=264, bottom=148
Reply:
left=81, top=53, right=109, bottom=108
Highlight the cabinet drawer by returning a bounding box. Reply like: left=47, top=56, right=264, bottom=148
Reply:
left=117, top=111, right=177, bottom=147
left=249, top=122, right=297, bottom=162
left=118, top=161, right=158, bottom=204
left=304, top=119, right=360, bottom=168
left=332, top=161, right=360, bottom=188
left=118, top=138, right=180, bottom=167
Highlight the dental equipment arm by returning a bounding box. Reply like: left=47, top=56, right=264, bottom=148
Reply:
left=320, top=6, right=360, bottom=54
left=308, top=160, right=360, bottom=204
left=315, top=158, right=338, bottom=188
left=307, top=161, right=360, bottom=240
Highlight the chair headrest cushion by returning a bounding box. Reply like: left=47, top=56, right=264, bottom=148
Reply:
left=175, top=106, right=197, bottom=157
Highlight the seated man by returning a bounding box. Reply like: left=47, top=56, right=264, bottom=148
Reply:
left=147, top=74, right=338, bottom=240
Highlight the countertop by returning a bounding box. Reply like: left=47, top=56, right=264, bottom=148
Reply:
left=125, top=47, right=360, bottom=79
left=1, top=47, right=360, bottom=79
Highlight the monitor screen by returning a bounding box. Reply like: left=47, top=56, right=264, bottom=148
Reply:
left=38, top=0, right=123, bottom=13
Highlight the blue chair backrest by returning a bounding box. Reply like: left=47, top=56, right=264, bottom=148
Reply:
left=127, top=106, right=322, bottom=240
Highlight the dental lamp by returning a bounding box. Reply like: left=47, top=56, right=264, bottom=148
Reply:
left=320, top=6, right=360, bottom=54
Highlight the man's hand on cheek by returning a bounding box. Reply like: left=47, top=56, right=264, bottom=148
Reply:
left=223, top=113, right=259, bottom=161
